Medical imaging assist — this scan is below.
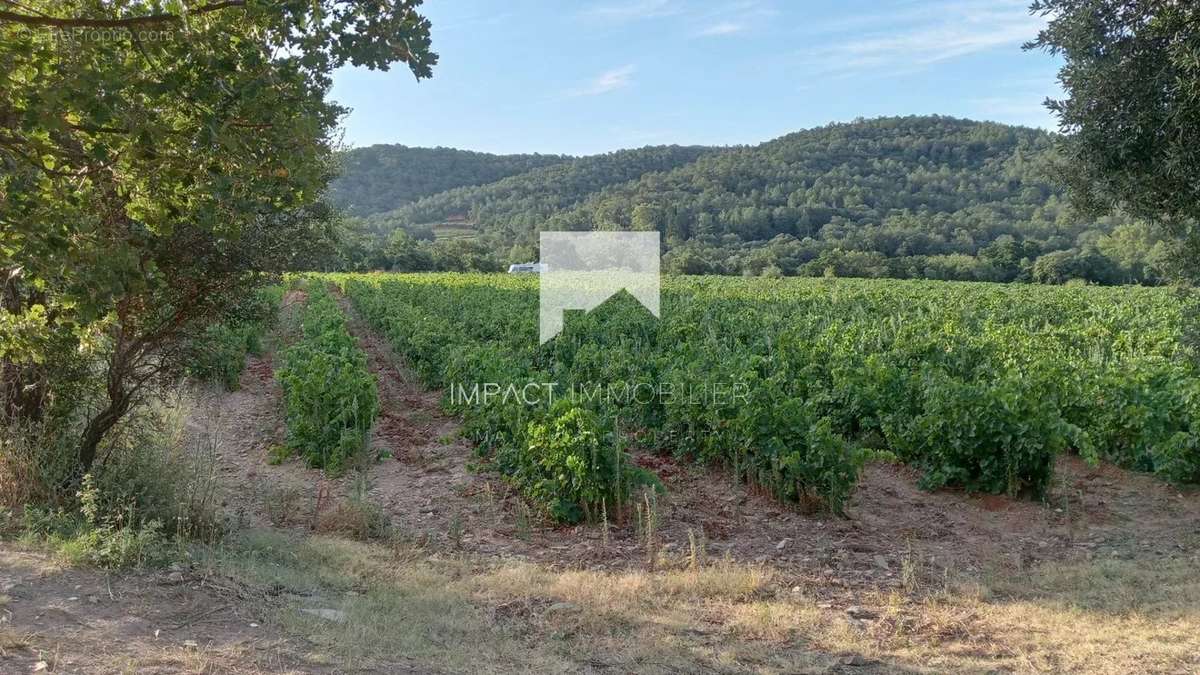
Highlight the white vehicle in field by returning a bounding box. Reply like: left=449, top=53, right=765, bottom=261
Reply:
left=507, top=262, right=548, bottom=274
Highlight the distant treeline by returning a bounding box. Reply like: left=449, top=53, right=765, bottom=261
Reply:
left=328, top=145, right=570, bottom=216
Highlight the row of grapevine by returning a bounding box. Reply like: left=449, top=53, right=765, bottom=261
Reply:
left=186, top=286, right=285, bottom=390
left=338, top=274, right=659, bottom=523
left=331, top=273, right=1199, bottom=518
left=275, top=283, right=378, bottom=472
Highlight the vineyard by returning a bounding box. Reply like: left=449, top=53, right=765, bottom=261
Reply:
left=279, top=273, right=1200, bottom=523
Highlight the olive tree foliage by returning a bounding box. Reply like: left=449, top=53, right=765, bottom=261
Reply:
left=1027, top=0, right=1200, bottom=284
left=0, top=0, right=436, bottom=474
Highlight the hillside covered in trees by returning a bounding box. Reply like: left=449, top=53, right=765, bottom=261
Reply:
left=329, top=145, right=570, bottom=216
left=334, top=116, right=1169, bottom=284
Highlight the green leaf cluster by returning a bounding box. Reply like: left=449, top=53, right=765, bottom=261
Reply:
left=185, top=286, right=284, bottom=390
left=276, top=284, right=377, bottom=473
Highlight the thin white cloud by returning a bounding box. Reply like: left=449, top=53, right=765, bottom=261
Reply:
left=969, top=96, right=1055, bottom=127
left=696, top=21, right=746, bottom=37
left=800, top=0, right=1045, bottom=76
left=583, top=0, right=773, bottom=38
left=967, top=73, right=1064, bottom=130
left=690, top=1, right=774, bottom=37
left=569, top=65, right=636, bottom=96
left=582, top=0, right=683, bottom=22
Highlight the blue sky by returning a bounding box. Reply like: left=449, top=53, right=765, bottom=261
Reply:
left=330, top=0, right=1061, bottom=155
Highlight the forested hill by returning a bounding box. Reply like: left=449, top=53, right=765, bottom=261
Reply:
left=328, top=145, right=570, bottom=216
left=335, top=116, right=1168, bottom=285
left=550, top=116, right=1116, bottom=281
left=356, top=144, right=717, bottom=236
left=556, top=116, right=1055, bottom=241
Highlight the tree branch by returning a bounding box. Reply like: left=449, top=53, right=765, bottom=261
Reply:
left=0, top=1, right=245, bottom=29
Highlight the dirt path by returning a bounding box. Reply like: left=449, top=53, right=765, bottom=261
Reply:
left=333, top=293, right=555, bottom=557
left=0, top=548, right=325, bottom=674
left=193, top=290, right=368, bottom=532
left=187, top=353, right=288, bottom=529
left=187, top=347, right=351, bottom=532
left=657, top=454, right=1200, bottom=595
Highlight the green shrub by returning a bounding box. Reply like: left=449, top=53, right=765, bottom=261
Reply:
left=186, top=323, right=245, bottom=389
left=5, top=390, right=225, bottom=552
left=1071, top=366, right=1200, bottom=482
left=267, top=443, right=291, bottom=465
left=21, top=475, right=172, bottom=568
left=657, top=342, right=761, bottom=467
left=186, top=286, right=283, bottom=389
left=501, top=403, right=658, bottom=524
left=0, top=416, right=79, bottom=511
left=736, top=395, right=862, bottom=514
left=1152, top=431, right=1200, bottom=484
left=889, top=373, right=1073, bottom=498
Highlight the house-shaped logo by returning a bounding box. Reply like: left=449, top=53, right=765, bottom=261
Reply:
left=538, top=231, right=661, bottom=344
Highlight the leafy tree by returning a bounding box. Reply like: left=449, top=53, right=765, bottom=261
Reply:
left=662, top=245, right=720, bottom=275
left=384, top=229, right=434, bottom=272
left=1030, top=248, right=1119, bottom=285
left=980, top=236, right=1040, bottom=282
left=1027, top=0, right=1200, bottom=282
left=0, top=1, right=436, bottom=474
left=802, top=249, right=891, bottom=279
left=1097, top=222, right=1171, bottom=284
left=429, top=239, right=504, bottom=272
left=631, top=203, right=662, bottom=232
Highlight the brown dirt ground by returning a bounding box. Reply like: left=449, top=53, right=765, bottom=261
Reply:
left=0, top=548, right=334, bottom=674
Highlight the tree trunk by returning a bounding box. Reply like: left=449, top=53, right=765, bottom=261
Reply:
left=76, top=333, right=139, bottom=475
left=77, top=394, right=132, bottom=474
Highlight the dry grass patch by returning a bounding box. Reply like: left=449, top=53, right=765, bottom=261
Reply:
left=209, top=531, right=866, bottom=673
left=458, top=554, right=1200, bottom=673
left=0, top=628, right=32, bottom=655
left=206, top=530, right=577, bottom=673
left=475, top=558, right=773, bottom=609
left=206, top=528, right=1200, bottom=674
left=955, top=557, right=1200, bottom=674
